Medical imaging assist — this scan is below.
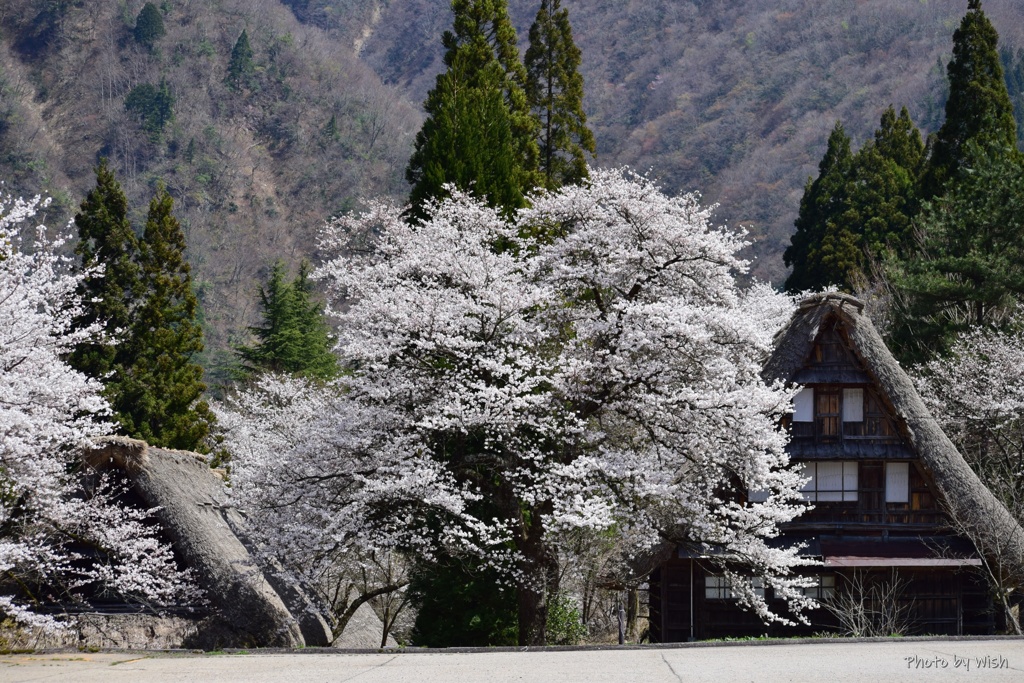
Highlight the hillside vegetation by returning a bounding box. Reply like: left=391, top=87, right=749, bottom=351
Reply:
left=352, top=0, right=1024, bottom=282
left=3, top=0, right=1024, bottom=375
left=0, top=0, right=419, bottom=380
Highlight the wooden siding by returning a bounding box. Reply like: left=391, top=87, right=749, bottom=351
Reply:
left=649, top=560, right=993, bottom=642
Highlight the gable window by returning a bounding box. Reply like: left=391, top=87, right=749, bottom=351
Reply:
left=842, top=388, right=863, bottom=422
left=885, top=462, right=910, bottom=503
left=793, top=387, right=814, bottom=422
left=816, top=388, right=841, bottom=439
left=800, top=461, right=858, bottom=502
left=792, top=386, right=896, bottom=441
left=864, top=391, right=896, bottom=438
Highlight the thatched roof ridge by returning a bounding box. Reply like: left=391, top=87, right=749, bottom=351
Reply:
left=765, top=294, right=1024, bottom=570
left=87, top=437, right=331, bottom=648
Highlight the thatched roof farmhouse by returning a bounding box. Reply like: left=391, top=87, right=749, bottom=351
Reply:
left=650, top=292, right=1024, bottom=641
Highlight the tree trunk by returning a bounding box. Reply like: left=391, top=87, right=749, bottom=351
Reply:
left=515, top=508, right=557, bottom=646
left=626, top=587, right=639, bottom=642
left=332, top=582, right=407, bottom=642
left=517, top=569, right=547, bottom=646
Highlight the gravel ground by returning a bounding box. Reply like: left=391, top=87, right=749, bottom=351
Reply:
left=2, top=636, right=1022, bottom=682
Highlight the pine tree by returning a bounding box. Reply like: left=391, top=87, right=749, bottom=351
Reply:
left=120, top=185, right=214, bottom=451
left=236, top=260, right=338, bottom=380
left=133, top=2, right=165, bottom=50
left=226, top=29, right=257, bottom=92
left=920, top=0, right=1016, bottom=199
left=70, top=159, right=141, bottom=386
left=406, top=0, right=539, bottom=217
left=524, top=0, right=595, bottom=189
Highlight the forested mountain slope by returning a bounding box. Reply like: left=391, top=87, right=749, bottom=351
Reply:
left=0, top=0, right=419, bottom=379
left=3, top=0, right=1024, bottom=377
left=350, top=0, right=1024, bottom=282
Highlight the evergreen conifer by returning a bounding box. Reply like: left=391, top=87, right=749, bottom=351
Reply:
left=70, top=159, right=141, bottom=386
left=785, top=109, right=925, bottom=293
left=119, top=185, right=214, bottom=451
left=920, top=0, right=1016, bottom=198
left=886, top=2, right=1023, bottom=364
left=236, top=260, right=338, bottom=380
left=226, top=29, right=257, bottom=92
left=889, top=140, right=1024, bottom=364
left=133, top=2, right=165, bottom=50
left=1000, top=46, right=1024, bottom=149
left=406, top=0, right=539, bottom=217
left=524, top=0, right=595, bottom=189
left=835, top=107, right=924, bottom=267
left=290, top=261, right=339, bottom=379
left=784, top=122, right=853, bottom=292
left=124, top=78, right=175, bottom=141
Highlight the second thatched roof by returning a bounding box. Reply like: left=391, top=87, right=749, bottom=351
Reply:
left=765, top=292, right=1024, bottom=572
left=86, top=437, right=332, bottom=648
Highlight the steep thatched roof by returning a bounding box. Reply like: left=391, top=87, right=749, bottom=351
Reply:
left=765, top=292, right=1024, bottom=572
left=86, top=437, right=332, bottom=648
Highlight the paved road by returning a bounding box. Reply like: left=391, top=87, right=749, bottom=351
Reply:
left=2, top=638, right=1022, bottom=682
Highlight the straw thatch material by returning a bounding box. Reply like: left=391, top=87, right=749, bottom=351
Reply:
left=87, top=437, right=331, bottom=648
left=764, top=292, right=1024, bottom=572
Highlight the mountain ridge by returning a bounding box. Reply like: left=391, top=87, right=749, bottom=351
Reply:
left=2, top=0, right=1023, bottom=377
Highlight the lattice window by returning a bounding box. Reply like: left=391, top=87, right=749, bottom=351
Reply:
left=704, top=576, right=765, bottom=600
left=802, top=575, right=836, bottom=600
left=799, top=461, right=858, bottom=502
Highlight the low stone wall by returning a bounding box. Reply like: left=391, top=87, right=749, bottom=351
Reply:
left=1, top=613, right=201, bottom=650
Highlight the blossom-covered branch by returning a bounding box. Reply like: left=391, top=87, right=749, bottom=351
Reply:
left=0, top=194, right=198, bottom=630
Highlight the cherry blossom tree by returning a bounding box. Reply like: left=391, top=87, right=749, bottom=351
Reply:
left=915, top=320, right=1024, bottom=503
left=0, top=194, right=198, bottom=631
left=222, top=169, right=812, bottom=645
left=214, top=375, right=425, bottom=643
left=914, top=320, right=1024, bottom=633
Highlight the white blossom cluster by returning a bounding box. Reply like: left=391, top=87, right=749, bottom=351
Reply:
left=220, top=169, right=815, bottom=625
left=0, top=195, right=198, bottom=630
left=915, top=321, right=1024, bottom=486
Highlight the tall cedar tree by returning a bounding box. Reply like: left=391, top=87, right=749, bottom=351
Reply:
left=886, top=1, right=1023, bottom=364
left=406, top=0, right=539, bottom=217
left=784, top=109, right=924, bottom=293
left=133, top=2, right=165, bottom=50
left=919, top=0, right=1016, bottom=199
left=784, top=122, right=853, bottom=292
left=119, top=186, right=214, bottom=451
left=236, top=260, right=338, bottom=380
left=826, top=107, right=924, bottom=284
left=524, top=0, right=595, bottom=189
left=70, top=159, right=141, bottom=387
left=226, top=29, right=257, bottom=92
